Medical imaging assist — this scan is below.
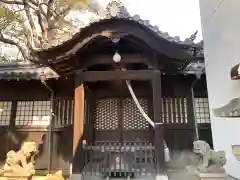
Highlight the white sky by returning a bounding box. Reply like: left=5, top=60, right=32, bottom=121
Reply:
left=117, top=0, right=203, bottom=42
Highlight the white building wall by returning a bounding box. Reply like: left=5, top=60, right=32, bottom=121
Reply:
left=199, top=0, right=240, bottom=178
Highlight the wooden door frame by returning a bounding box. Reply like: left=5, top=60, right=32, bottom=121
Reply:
left=72, top=69, right=165, bottom=174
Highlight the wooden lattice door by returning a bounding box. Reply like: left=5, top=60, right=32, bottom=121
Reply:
left=93, top=98, right=150, bottom=143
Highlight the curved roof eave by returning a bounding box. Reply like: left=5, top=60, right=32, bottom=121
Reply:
left=34, top=1, right=203, bottom=63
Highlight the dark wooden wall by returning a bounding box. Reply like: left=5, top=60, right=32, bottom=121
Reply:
left=0, top=74, right=213, bottom=174
left=194, top=75, right=213, bottom=148
left=161, top=75, right=213, bottom=150
left=161, top=75, right=194, bottom=151
left=0, top=78, right=74, bottom=175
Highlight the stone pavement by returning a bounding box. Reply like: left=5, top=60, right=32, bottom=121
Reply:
left=167, top=169, right=237, bottom=180
left=167, top=169, right=199, bottom=180
left=69, top=170, right=238, bottom=180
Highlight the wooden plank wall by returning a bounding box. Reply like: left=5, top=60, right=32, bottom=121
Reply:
left=0, top=78, right=74, bottom=175
left=193, top=75, right=213, bottom=148
left=0, top=74, right=213, bottom=173
left=161, top=75, right=212, bottom=150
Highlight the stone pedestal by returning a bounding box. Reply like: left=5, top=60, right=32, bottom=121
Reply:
left=155, top=174, right=168, bottom=180
left=0, top=176, right=30, bottom=180
left=68, top=174, right=83, bottom=180
left=197, top=172, right=229, bottom=180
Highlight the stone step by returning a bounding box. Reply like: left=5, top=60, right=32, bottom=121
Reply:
left=197, top=173, right=231, bottom=180
left=167, top=171, right=199, bottom=180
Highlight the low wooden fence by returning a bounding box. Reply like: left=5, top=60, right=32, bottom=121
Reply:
left=82, top=142, right=155, bottom=178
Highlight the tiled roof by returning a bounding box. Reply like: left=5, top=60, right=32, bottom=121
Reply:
left=0, top=62, right=59, bottom=80
left=40, top=1, right=203, bottom=51
left=0, top=1, right=204, bottom=80
left=93, top=1, right=200, bottom=46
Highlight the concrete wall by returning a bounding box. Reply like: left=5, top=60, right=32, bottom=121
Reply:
left=199, top=0, right=240, bottom=178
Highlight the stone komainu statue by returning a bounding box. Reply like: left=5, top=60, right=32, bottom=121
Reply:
left=193, top=140, right=226, bottom=173
left=0, top=142, right=37, bottom=177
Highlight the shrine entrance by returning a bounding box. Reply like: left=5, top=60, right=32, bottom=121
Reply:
left=80, top=72, right=159, bottom=178
left=92, top=81, right=152, bottom=144
left=94, top=97, right=150, bottom=143
left=35, top=3, right=204, bottom=177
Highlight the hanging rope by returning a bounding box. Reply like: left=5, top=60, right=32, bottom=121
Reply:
left=125, top=80, right=155, bottom=128
left=125, top=78, right=171, bottom=162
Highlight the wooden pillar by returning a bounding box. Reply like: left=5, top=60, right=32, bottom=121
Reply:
left=188, top=79, right=198, bottom=144
left=152, top=70, right=165, bottom=173
left=72, top=75, right=85, bottom=173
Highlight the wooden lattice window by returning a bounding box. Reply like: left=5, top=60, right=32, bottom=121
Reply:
left=162, top=97, right=188, bottom=124
left=54, top=99, right=74, bottom=126
left=15, top=101, right=51, bottom=126
left=194, top=98, right=210, bottom=123
left=94, top=98, right=119, bottom=130
left=94, top=98, right=149, bottom=131
left=123, top=98, right=149, bottom=130
left=0, top=101, right=12, bottom=126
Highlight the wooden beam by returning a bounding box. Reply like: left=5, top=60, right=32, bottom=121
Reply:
left=152, top=70, right=165, bottom=173
left=80, top=54, right=154, bottom=69
left=154, top=123, right=165, bottom=173
left=82, top=70, right=155, bottom=82
left=73, top=84, right=85, bottom=155
left=72, top=83, right=85, bottom=173
left=152, top=71, right=162, bottom=123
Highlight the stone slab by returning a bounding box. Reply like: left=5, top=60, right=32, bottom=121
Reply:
left=0, top=175, right=66, bottom=180
left=68, top=174, right=83, bottom=180
left=156, top=174, right=168, bottom=180
left=0, top=177, right=29, bottom=180
left=197, top=172, right=229, bottom=180
left=167, top=169, right=199, bottom=180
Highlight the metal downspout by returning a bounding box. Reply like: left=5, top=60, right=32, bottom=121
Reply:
left=191, top=74, right=201, bottom=140
left=41, top=78, right=54, bottom=175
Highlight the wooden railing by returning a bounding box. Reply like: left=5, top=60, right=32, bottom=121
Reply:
left=82, top=142, right=155, bottom=178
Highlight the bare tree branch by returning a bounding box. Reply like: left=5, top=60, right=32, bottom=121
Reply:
left=23, top=0, right=37, bottom=40
left=38, top=3, right=47, bottom=17
left=47, top=0, right=53, bottom=21
left=36, top=10, right=47, bottom=41
left=22, top=23, right=34, bottom=50
left=0, top=31, right=28, bottom=60
left=28, top=0, right=37, bottom=6
left=0, top=0, right=102, bottom=62
left=0, top=0, right=23, bottom=5
left=26, top=2, right=47, bottom=18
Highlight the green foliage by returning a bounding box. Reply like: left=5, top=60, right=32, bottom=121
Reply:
left=0, top=55, right=8, bottom=62
left=0, top=5, right=17, bottom=20
left=70, top=0, right=91, bottom=9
